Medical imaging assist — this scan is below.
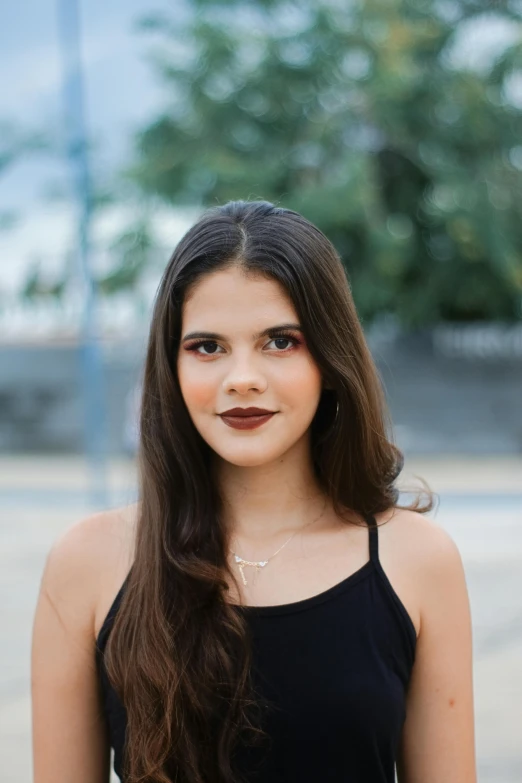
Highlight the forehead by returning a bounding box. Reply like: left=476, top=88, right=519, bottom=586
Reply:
left=181, top=267, right=298, bottom=327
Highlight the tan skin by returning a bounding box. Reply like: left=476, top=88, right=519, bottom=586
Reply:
left=32, top=268, right=477, bottom=782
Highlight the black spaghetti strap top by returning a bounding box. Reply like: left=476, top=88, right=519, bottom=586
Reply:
left=95, top=514, right=416, bottom=782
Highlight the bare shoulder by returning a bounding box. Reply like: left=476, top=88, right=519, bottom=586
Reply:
left=373, top=507, right=465, bottom=639
left=41, top=502, right=138, bottom=641
left=379, top=511, right=477, bottom=781
left=376, top=506, right=462, bottom=566
left=32, top=504, right=138, bottom=780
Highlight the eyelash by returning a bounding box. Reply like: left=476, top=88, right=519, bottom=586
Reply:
left=185, top=331, right=302, bottom=357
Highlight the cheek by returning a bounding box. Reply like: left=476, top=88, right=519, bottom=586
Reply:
left=177, top=358, right=217, bottom=410
left=278, top=355, right=323, bottom=398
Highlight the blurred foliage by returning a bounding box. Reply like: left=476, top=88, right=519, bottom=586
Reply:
left=96, top=220, right=155, bottom=295
left=0, top=119, right=50, bottom=235
left=21, top=218, right=156, bottom=302
left=0, top=120, right=49, bottom=176
left=21, top=258, right=68, bottom=301
left=126, top=0, right=522, bottom=327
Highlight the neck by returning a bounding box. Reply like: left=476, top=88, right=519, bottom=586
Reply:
left=212, top=441, right=327, bottom=545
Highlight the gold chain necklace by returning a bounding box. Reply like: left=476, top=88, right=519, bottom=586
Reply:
left=230, top=497, right=328, bottom=586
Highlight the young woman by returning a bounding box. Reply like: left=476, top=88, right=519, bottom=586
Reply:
left=32, top=200, right=476, bottom=783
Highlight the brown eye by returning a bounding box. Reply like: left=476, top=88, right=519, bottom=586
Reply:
left=273, top=338, right=292, bottom=350
left=199, top=342, right=219, bottom=354
left=186, top=341, right=224, bottom=355
left=266, top=334, right=300, bottom=351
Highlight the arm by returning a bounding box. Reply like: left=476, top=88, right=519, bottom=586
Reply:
left=31, top=515, right=111, bottom=783
left=396, top=520, right=477, bottom=783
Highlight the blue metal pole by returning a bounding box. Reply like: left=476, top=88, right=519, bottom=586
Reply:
left=57, top=0, right=109, bottom=506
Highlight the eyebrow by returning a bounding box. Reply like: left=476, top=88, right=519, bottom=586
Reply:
left=181, top=323, right=303, bottom=342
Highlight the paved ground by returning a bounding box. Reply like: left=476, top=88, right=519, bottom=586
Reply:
left=1, top=454, right=521, bottom=783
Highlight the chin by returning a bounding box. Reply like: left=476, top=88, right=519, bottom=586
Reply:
left=209, top=441, right=291, bottom=468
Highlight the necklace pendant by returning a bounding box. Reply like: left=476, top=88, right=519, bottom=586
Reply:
left=234, top=555, right=269, bottom=586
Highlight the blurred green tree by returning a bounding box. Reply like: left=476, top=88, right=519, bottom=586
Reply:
left=97, top=220, right=156, bottom=295
left=127, top=0, right=522, bottom=327
left=0, top=120, right=49, bottom=233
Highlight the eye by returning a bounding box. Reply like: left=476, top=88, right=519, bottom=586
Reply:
left=265, top=335, right=299, bottom=351
left=184, top=332, right=301, bottom=356
left=189, top=341, right=224, bottom=356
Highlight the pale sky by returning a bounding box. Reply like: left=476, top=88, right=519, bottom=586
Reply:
left=1, top=0, right=176, bottom=296
left=1, top=0, right=174, bottom=201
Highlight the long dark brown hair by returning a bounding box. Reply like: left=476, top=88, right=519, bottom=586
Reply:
left=103, top=200, right=434, bottom=783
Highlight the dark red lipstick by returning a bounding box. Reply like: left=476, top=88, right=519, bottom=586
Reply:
left=219, top=406, right=277, bottom=430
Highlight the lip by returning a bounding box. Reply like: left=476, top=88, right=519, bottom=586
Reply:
left=219, top=407, right=275, bottom=416
left=220, top=412, right=276, bottom=430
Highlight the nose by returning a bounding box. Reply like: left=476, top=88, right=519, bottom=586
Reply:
left=221, top=351, right=268, bottom=395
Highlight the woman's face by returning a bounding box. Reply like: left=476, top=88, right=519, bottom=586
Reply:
left=176, top=266, right=324, bottom=467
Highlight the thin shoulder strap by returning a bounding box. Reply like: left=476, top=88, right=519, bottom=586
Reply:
left=364, top=513, right=380, bottom=565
